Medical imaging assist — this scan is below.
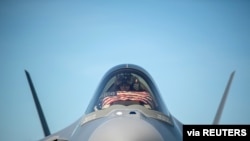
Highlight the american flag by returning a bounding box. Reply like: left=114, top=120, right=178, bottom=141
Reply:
left=102, top=91, right=153, bottom=108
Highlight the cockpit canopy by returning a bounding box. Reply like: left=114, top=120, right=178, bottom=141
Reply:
left=85, top=64, right=169, bottom=116
left=97, top=71, right=155, bottom=110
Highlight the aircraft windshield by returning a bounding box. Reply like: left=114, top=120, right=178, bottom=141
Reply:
left=85, top=64, right=169, bottom=116
left=95, top=72, right=156, bottom=110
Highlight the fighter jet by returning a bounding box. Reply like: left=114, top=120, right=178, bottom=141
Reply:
left=25, top=64, right=235, bottom=141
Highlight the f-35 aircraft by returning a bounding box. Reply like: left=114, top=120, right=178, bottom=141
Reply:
left=25, top=64, right=235, bottom=141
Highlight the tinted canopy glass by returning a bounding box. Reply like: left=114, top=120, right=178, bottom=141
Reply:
left=85, top=64, right=169, bottom=116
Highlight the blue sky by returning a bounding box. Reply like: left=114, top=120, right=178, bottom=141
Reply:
left=0, top=1, right=250, bottom=141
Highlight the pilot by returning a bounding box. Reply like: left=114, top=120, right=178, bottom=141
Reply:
left=115, top=72, right=143, bottom=91
left=115, top=73, right=133, bottom=91
left=95, top=72, right=152, bottom=111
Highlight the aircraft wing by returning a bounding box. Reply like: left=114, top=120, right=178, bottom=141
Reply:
left=39, top=118, right=81, bottom=141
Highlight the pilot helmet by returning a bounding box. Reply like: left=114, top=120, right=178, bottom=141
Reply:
left=115, top=72, right=134, bottom=87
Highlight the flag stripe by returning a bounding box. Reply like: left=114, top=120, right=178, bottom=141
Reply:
left=102, top=91, right=153, bottom=108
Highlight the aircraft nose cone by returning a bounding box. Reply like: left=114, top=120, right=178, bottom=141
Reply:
left=89, top=117, right=164, bottom=141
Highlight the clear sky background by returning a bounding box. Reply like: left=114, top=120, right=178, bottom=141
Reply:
left=0, top=0, right=249, bottom=141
